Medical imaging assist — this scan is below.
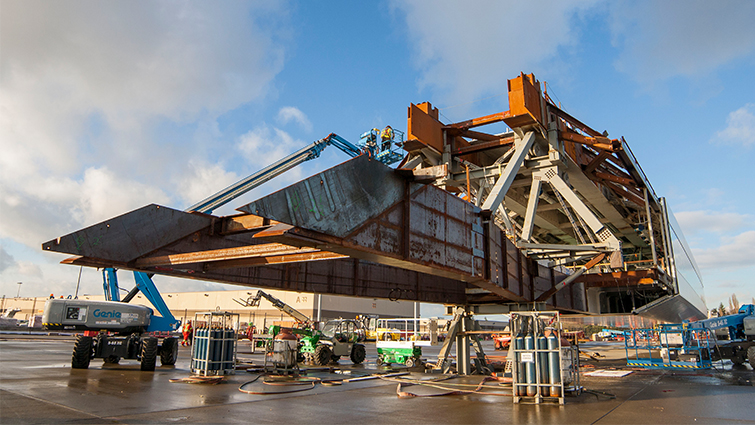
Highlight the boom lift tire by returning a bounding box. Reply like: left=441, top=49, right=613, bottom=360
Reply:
left=160, top=337, right=179, bottom=366
left=72, top=335, right=92, bottom=369
left=350, top=344, right=366, bottom=364
left=748, top=346, right=755, bottom=369
left=314, top=345, right=332, bottom=366
left=140, top=337, right=158, bottom=371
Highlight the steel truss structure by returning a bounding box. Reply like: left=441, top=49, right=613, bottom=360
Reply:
left=42, top=72, right=706, bottom=323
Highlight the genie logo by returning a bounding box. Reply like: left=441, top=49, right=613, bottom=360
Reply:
left=93, top=309, right=121, bottom=319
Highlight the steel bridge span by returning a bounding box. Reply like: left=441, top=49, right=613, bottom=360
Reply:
left=43, top=73, right=706, bottom=323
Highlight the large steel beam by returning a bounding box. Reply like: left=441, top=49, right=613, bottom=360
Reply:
left=42, top=155, right=580, bottom=310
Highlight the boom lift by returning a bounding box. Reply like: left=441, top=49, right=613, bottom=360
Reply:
left=694, top=304, right=755, bottom=367
left=42, top=270, right=181, bottom=371
left=626, top=304, right=755, bottom=369
left=189, top=131, right=402, bottom=214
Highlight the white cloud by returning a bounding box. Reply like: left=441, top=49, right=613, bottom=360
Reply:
left=675, top=210, right=751, bottom=235
left=693, top=230, right=755, bottom=270
left=0, top=246, right=16, bottom=273
left=277, top=107, right=313, bottom=132
left=0, top=1, right=290, bottom=252
left=17, top=262, right=44, bottom=280
left=75, top=167, right=171, bottom=225
left=608, top=0, right=755, bottom=82
left=391, top=0, right=598, bottom=104
left=237, top=125, right=305, bottom=169
left=393, top=0, right=755, bottom=100
left=711, top=104, right=755, bottom=147
left=0, top=167, right=170, bottom=247
left=174, top=161, right=242, bottom=210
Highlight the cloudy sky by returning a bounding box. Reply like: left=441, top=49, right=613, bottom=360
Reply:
left=1, top=0, right=753, bottom=313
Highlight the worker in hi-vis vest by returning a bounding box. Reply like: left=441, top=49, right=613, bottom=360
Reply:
left=380, top=125, right=393, bottom=152
left=181, top=320, right=193, bottom=346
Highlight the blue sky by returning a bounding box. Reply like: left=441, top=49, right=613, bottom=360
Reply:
left=1, top=0, right=754, bottom=315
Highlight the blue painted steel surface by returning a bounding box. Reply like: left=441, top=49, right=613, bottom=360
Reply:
left=132, top=271, right=179, bottom=332
left=690, top=304, right=754, bottom=340
left=102, top=268, right=120, bottom=302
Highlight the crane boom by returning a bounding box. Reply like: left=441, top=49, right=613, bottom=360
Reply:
left=237, top=290, right=313, bottom=326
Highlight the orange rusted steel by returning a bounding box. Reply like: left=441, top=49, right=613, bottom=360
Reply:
left=578, top=270, right=659, bottom=287
left=451, top=135, right=515, bottom=156
left=407, top=102, right=444, bottom=152
left=592, top=171, right=637, bottom=187
left=559, top=131, right=621, bottom=152
left=583, top=151, right=613, bottom=174
left=447, top=111, right=512, bottom=130
left=547, top=103, right=603, bottom=138
left=448, top=129, right=504, bottom=141
left=133, top=243, right=330, bottom=268
left=598, top=181, right=646, bottom=207
left=536, top=253, right=606, bottom=302
left=504, top=73, right=543, bottom=129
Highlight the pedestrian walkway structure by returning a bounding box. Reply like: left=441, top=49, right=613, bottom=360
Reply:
left=42, top=72, right=706, bottom=323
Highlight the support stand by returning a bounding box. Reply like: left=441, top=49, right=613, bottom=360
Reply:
left=434, top=306, right=490, bottom=375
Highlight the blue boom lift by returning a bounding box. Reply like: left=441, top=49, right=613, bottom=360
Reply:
left=44, top=129, right=404, bottom=370
left=625, top=304, right=755, bottom=369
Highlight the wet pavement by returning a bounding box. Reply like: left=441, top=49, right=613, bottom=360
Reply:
left=1, top=335, right=753, bottom=424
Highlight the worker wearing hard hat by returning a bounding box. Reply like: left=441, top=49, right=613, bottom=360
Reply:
left=380, top=126, right=393, bottom=152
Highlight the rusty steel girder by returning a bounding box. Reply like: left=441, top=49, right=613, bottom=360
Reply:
left=42, top=155, right=586, bottom=311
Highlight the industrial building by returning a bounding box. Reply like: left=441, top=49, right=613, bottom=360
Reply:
left=0, top=289, right=415, bottom=330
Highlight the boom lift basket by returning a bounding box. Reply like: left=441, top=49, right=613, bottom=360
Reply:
left=625, top=324, right=714, bottom=369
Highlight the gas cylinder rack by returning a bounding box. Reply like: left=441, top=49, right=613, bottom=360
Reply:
left=511, top=311, right=576, bottom=405
left=191, top=312, right=240, bottom=376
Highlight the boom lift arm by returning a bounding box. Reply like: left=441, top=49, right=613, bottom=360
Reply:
left=188, top=133, right=362, bottom=215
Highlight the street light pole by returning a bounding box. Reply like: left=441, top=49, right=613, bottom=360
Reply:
left=16, top=282, right=22, bottom=298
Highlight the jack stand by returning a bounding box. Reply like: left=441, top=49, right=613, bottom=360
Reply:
left=434, top=306, right=490, bottom=375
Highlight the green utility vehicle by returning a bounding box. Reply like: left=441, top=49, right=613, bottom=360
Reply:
left=376, top=340, right=423, bottom=367
left=236, top=290, right=366, bottom=366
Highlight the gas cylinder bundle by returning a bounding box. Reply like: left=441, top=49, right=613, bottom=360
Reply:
left=191, top=312, right=239, bottom=376
left=511, top=312, right=567, bottom=404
